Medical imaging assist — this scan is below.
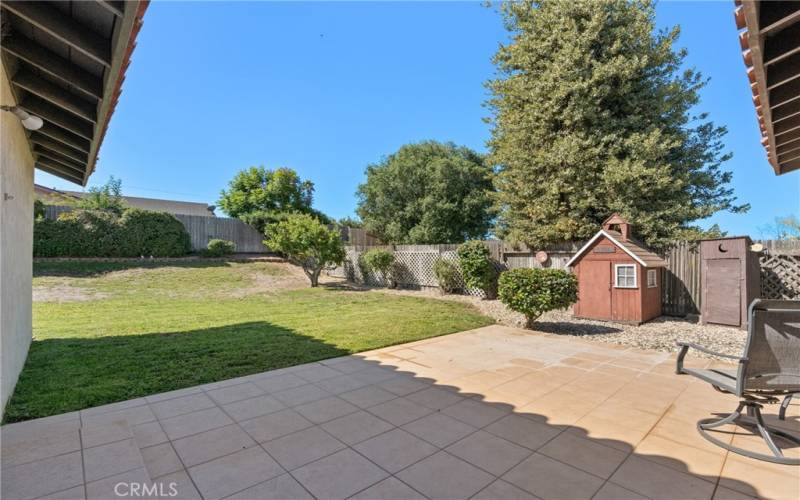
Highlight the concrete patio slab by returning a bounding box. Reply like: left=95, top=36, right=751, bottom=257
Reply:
left=2, top=324, right=798, bottom=500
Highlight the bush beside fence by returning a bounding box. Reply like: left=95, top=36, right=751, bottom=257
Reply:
left=34, top=209, right=191, bottom=258
left=43, top=205, right=269, bottom=253
left=329, top=239, right=800, bottom=316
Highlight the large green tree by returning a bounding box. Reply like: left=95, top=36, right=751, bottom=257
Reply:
left=356, top=141, right=494, bottom=244
left=218, top=167, right=327, bottom=232
left=487, top=0, right=747, bottom=248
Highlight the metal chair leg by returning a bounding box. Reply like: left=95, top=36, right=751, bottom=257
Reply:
left=779, top=394, right=793, bottom=421
left=697, top=402, right=800, bottom=466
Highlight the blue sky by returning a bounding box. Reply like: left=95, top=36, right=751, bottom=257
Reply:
left=36, top=1, right=799, bottom=237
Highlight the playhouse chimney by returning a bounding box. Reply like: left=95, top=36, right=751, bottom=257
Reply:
left=602, top=214, right=631, bottom=241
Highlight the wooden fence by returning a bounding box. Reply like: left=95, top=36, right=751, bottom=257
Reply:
left=172, top=214, right=268, bottom=253
left=42, top=205, right=269, bottom=253
left=331, top=239, right=800, bottom=316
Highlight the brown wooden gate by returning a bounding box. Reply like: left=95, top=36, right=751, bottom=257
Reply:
left=703, top=259, right=741, bottom=326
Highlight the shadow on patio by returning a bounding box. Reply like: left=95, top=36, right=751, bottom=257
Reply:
left=2, top=324, right=798, bottom=499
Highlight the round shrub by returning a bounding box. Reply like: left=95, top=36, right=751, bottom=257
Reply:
left=498, top=268, right=578, bottom=328
left=433, top=258, right=460, bottom=294
left=457, top=240, right=497, bottom=298
left=361, top=249, right=395, bottom=287
left=203, top=239, right=236, bottom=258
left=119, top=209, right=191, bottom=257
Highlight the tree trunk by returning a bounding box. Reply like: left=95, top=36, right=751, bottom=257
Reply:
left=525, top=314, right=540, bottom=329
left=309, top=267, right=322, bottom=287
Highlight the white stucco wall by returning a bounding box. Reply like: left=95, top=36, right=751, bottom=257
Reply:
left=0, top=58, right=35, bottom=415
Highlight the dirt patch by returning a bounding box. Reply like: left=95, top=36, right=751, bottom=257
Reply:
left=33, top=284, right=108, bottom=303
left=228, top=263, right=313, bottom=297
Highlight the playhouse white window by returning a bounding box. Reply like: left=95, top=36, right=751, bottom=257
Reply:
left=647, top=269, right=658, bottom=288
left=615, top=264, right=637, bottom=288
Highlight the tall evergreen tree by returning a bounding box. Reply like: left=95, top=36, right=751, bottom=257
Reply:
left=487, top=0, right=747, bottom=248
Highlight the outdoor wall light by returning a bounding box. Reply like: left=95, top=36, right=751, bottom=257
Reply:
left=0, top=105, right=44, bottom=130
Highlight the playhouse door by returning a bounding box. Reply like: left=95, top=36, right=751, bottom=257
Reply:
left=580, top=261, right=612, bottom=320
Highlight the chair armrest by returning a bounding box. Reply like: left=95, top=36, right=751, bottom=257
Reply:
left=675, top=342, right=747, bottom=375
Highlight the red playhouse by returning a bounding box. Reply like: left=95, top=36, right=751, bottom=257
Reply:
left=567, top=215, right=667, bottom=324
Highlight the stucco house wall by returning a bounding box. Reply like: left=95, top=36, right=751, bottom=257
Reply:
left=0, top=58, right=35, bottom=414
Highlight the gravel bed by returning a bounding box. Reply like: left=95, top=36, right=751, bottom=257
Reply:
left=369, top=285, right=746, bottom=360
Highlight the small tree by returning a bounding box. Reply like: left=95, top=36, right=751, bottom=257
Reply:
left=361, top=249, right=395, bottom=288
left=265, top=213, right=345, bottom=287
left=457, top=240, right=497, bottom=298
left=760, top=215, right=800, bottom=240
left=433, top=258, right=460, bottom=294
left=78, top=176, right=125, bottom=215
left=498, top=268, right=578, bottom=328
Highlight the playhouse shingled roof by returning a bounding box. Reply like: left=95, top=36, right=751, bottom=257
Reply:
left=566, top=229, right=668, bottom=268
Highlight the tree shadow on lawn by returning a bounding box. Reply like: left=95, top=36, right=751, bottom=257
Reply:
left=3, top=321, right=350, bottom=423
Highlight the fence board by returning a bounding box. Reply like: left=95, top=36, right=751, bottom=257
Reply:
left=331, top=239, right=799, bottom=317
left=42, top=205, right=269, bottom=253
left=172, top=214, right=268, bottom=253
left=659, top=241, right=701, bottom=316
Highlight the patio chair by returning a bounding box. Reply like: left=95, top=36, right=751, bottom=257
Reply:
left=676, top=299, right=800, bottom=465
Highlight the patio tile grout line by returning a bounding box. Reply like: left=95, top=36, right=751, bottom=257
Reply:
left=588, top=371, right=703, bottom=500
left=8, top=346, right=757, bottom=500
left=212, top=397, right=314, bottom=500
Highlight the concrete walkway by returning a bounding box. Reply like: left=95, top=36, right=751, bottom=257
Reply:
left=2, top=325, right=798, bottom=500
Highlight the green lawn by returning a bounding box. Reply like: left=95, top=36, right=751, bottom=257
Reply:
left=5, top=260, right=492, bottom=423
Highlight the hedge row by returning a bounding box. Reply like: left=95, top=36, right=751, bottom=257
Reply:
left=34, top=208, right=191, bottom=258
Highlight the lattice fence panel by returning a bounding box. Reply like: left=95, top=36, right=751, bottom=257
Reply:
left=327, top=247, right=491, bottom=296
left=760, top=252, right=800, bottom=299
left=328, top=241, right=800, bottom=311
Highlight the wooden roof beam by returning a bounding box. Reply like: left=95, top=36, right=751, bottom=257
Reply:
left=775, top=127, right=800, bottom=149
left=777, top=142, right=800, bottom=161
left=97, top=1, right=125, bottom=17
left=766, top=52, right=800, bottom=90
left=778, top=148, right=800, bottom=164
left=1, top=1, right=112, bottom=67
left=36, top=123, right=91, bottom=154
left=770, top=77, right=800, bottom=108
left=760, top=6, right=800, bottom=37
left=774, top=114, right=800, bottom=137
left=34, top=146, right=86, bottom=173
left=1, top=34, right=103, bottom=99
left=36, top=158, right=85, bottom=183
left=12, top=68, right=98, bottom=123
left=764, top=23, right=800, bottom=65
left=773, top=98, right=800, bottom=123
left=778, top=156, right=800, bottom=173
left=19, top=96, right=94, bottom=140
left=29, top=133, right=89, bottom=164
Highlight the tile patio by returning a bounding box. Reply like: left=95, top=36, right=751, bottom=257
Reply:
left=2, top=325, right=798, bottom=500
